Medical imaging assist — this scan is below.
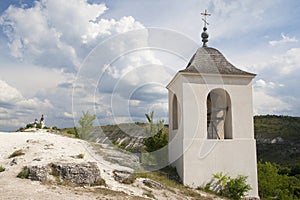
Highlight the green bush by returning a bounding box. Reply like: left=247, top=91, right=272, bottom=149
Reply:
left=66, top=127, right=80, bottom=138
left=0, top=165, right=5, bottom=172
left=209, top=172, right=251, bottom=200
left=258, top=162, right=300, bottom=199
left=77, top=153, right=84, bottom=159
left=143, top=111, right=168, bottom=166
left=17, top=167, right=29, bottom=179
left=26, top=123, right=34, bottom=129
left=78, top=111, right=96, bottom=140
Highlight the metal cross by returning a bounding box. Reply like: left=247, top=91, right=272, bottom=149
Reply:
left=201, top=9, right=211, bottom=28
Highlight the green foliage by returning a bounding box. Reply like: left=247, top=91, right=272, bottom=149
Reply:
left=258, top=162, right=300, bottom=199
left=17, top=127, right=25, bottom=132
left=66, top=127, right=80, bottom=138
left=8, top=149, right=25, bottom=158
left=222, top=175, right=252, bottom=200
left=255, top=115, right=300, bottom=167
left=26, top=123, right=34, bottom=129
left=17, top=167, right=29, bottom=179
left=92, top=178, right=107, bottom=187
left=142, top=111, right=168, bottom=166
left=78, top=111, right=96, bottom=140
left=77, top=153, right=84, bottom=159
left=0, top=165, right=5, bottom=172
left=134, top=167, right=204, bottom=199
left=36, top=123, right=42, bottom=129
left=144, top=111, right=168, bottom=152
left=209, top=172, right=251, bottom=200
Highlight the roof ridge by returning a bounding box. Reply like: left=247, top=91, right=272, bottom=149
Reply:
left=180, top=47, right=256, bottom=76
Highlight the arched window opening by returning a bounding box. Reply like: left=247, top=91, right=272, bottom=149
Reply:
left=172, top=94, right=178, bottom=130
left=207, top=89, right=232, bottom=139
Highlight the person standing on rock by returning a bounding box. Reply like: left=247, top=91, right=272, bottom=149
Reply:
left=40, top=114, right=45, bottom=128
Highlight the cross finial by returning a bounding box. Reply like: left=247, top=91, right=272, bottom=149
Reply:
left=200, top=9, right=211, bottom=47
left=201, top=9, right=211, bottom=28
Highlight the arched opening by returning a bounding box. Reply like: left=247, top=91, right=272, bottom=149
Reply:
left=207, top=89, right=232, bottom=139
left=172, top=94, right=178, bottom=130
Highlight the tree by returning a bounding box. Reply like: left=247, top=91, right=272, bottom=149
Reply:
left=142, top=111, right=168, bottom=166
left=257, top=162, right=300, bottom=200
left=78, top=111, right=96, bottom=140
left=144, top=111, right=168, bottom=152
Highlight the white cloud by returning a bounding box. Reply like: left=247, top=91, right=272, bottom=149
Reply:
left=253, top=90, right=291, bottom=115
left=0, top=79, right=23, bottom=103
left=253, top=79, right=290, bottom=115
left=0, top=79, right=53, bottom=130
left=63, top=112, right=73, bottom=119
left=82, top=16, right=144, bottom=43
left=269, top=33, right=298, bottom=46
left=209, top=0, right=278, bottom=40
left=0, top=0, right=144, bottom=70
left=275, top=48, right=300, bottom=75
left=0, top=63, right=76, bottom=96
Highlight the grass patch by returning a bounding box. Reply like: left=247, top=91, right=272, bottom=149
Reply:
left=8, top=149, right=25, bottom=158
left=143, top=189, right=155, bottom=199
left=9, top=149, right=25, bottom=158
left=133, top=167, right=207, bottom=199
left=91, top=178, right=107, bottom=187
left=0, top=165, right=5, bottom=172
left=17, top=167, right=29, bottom=179
left=77, top=153, right=84, bottom=159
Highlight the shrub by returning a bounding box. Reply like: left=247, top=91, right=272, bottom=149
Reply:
left=221, top=175, right=251, bottom=200
left=17, top=127, right=25, bottom=132
left=78, top=111, right=96, bottom=140
left=8, top=149, right=25, bottom=158
left=143, top=111, right=168, bottom=166
left=92, top=178, right=107, bottom=186
left=26, top=123, right=34, bottom=129
left=66, top=127, right=80, bottom=138
left=258, top=162, right=300, bottom=199
left=77, top=153, right=84, bottom=159
left=0, top=165, right=5, bottom=172
left=209, top=172, right=251, bottom=200
left=17, top=167, right=29, bottom=179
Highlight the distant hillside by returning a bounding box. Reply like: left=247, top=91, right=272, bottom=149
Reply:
left=65, top=115, right=300, bottom=169
left=254, top=115, right=300, bottom=168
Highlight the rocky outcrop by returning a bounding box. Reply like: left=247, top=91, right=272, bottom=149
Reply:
left=113, top=170, right=135, bottom=184
left=142, top=178, right=166, bottom=190
left=25, top=162, right=103, bottom=186
left=50, top=162, right=102, bottom=186
left=27, top=165, right=48, bottom=181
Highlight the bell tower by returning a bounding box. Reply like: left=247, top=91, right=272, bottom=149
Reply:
left=167, top=11, right=259, bottom=198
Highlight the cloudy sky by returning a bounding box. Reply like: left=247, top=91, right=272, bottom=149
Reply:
left=0, top=0, right=299, bottom=131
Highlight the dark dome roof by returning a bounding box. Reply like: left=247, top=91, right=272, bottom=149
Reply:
left=180, top=47, right=255, bottom=76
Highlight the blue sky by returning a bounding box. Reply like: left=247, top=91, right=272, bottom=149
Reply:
left=0, top=0, right=300, bottom=131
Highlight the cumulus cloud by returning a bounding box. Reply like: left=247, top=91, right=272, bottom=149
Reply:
left=253, top=79, right=290, bottom=115
left=0, top=0, right=144, bottom=70
left=269, top=33, right=298, bottom=46
left=72, top=33, right=187, bottom=126
left=274, top=48, right=300, bottom=75
left=0, top=79, right=53, bottom=130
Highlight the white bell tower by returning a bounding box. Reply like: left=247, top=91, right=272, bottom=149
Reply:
left=167, top=11, right=259, bottom=198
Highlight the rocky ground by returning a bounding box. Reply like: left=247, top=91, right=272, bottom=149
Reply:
left=0, top=130, right=222, bottom=200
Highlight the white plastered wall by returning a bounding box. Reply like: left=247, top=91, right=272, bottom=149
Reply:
left=167, top=73, right=259, bottom=198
